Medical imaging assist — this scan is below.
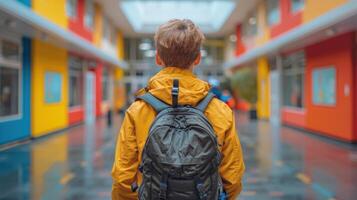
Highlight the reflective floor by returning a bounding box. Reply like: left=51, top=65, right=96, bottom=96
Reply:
left=0, top=113, right=356, bottom=200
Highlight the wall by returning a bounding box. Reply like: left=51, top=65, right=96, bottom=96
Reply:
left=257, top=57, right=270, bottom=119
left=31, top=40, right=68, bottom=137
left=303, top=0, right=347, bottom=22
left=255, top=0, right=270, bottom=46
left=93, top=3, right=103, bottom=48
left=32, top=0, right=67, bottom=28
left=270, top=0, right=302, bottom=38
left=305, top=33, right=355, bottom=142
left=0, top=38, right=31, bottom=145
left=68, top=0, right=93, bottom=41
left=235, top=25, right=246, bottom=56
left=69, top=107, right=84, bottom=125
left=281, top=108, right=306, bottom=127
left=93, top=63, right=103, bottom=116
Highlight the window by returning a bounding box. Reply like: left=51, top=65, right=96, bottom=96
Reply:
left=103, top=17, right=111, bottom=41
left=84, top=0, right=94, bottom=29
left=68, top=56, right=83, bottom=107
left=66, top=0, right=77, bottom=19
left=0, top=39, right=21, bottom=119
left=282, top=51, right=305, bottom=108
left=242, top=10, right=258, bottom=38
left=312, top=67, right=336, bottom=106
left=103, top=16, right=117, bottom=45
left=266, top=0, right=280, bottom=26
left=0, top=67, right=19, bottom=117
left=2, top=40, right=20, bottom=61
left=291, top=0, right=304, bottom=13
left=102, top=67, right=109, bottom=101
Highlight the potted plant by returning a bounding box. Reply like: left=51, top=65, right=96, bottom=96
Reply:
left=230, top=67, right=258, bottom=120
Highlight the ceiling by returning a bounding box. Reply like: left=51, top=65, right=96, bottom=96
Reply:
left=95, top=0, right=259, bottom=37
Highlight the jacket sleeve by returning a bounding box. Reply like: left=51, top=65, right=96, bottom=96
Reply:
left=112, top=111, right=139, bottom=200
left=219, top=112, right=245, bottom=199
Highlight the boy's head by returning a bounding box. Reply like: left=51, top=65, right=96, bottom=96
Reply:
left=155, top=19, right=205, bottom=69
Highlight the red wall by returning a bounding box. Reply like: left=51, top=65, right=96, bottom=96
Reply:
left=270, top=0, right=302, bottom=38
left=235, top=24, right=246, bottom=56
left=93, top=62, right=103, bottom=117
left=305, top=32, right=355, bottom=142
left=282, top=108, right=306, bottom=127
left=69, top=108, right=84, bottom=125
left=68, top=0, right=93, bottom=41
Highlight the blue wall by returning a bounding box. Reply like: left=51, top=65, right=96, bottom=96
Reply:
left=0, top=38, right=31, bottom=145
left=17, top=0, right=31, bottom=7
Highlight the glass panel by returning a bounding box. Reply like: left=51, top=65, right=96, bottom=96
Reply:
left=2, top=40, right=20, bottom=61
left=0, top=66, right=19, bottom=117
left=242, top=10, right=258, bottom=37
left=102, top=68, right=109, bottom=101
left=283, top=73, right=304, bottom=108
left=66, top=0, right=77, bottom=18
left=282, top=52, right=305, bottom=108
left=69, top=70, right=83, bottom=107
left=312, top=67, right=336, bottom=106
left=291, top=0, right=304, bottom=13
left=84, top=0, right=94, bottom=28
left=267, top=0, right=280, bottom=26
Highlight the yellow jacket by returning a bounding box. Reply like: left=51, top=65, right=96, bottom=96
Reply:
left=112, top=67, right=245, bottom=200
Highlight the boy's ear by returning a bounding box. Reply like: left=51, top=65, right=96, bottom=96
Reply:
left=156, top=52, right=164, bottom=67
left=193, top=52, right=201, bottom=66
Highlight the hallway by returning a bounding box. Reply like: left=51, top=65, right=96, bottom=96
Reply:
left=0, top=113, right=356, bottom=200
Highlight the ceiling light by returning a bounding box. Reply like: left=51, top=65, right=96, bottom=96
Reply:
left=325, top=28, right=337, bottom=37
left=144, top=50, right=156, bottom=58
left=229, top=34, right=237, bottom=42
left=249, top=17, right=256, bottom=25
left=139, top=42, right=151, bottom=51
left=200, top=49, right=207, bottom=57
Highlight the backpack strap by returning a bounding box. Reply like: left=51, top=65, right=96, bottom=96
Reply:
left=137, top=92, right=170, bottom=113
left=172, top=79, right=179, bottom=107
left=196, top=92, right=215, bottom=112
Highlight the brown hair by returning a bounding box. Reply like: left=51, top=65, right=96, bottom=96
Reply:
left=154, top=19, right=205, bottom=68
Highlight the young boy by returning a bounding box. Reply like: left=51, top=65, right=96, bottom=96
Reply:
left=112, top=19, right=245, bottom=200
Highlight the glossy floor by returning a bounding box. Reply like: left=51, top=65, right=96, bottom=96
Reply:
left=0, top=113, right=356, bottom=200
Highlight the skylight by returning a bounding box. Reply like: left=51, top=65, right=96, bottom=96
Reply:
left=120, top=0, right=236, bottom=34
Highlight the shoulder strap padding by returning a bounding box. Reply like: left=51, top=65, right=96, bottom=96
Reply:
left=196, top=92, right=215, bottom=112
left=137, top=92, right=170, bottom=113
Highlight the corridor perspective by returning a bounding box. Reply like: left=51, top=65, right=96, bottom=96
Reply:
left=0, top=0, right=357, bottom=199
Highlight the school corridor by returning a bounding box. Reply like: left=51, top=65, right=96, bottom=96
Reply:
left=1, top=0, right=357, bottom=199
left=0, top=112, right=356, bottom=200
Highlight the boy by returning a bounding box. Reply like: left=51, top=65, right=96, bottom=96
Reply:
left=112, top=19, right=245, bottom=200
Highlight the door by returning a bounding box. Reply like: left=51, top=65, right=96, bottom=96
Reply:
left=270, top=70, right=281, bottom=125
left=85, top=72, right=96, bottom=123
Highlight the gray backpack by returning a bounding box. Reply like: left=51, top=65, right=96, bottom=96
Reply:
left=135, top=79, right=223, bottom=200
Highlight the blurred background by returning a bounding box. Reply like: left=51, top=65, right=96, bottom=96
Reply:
left=0, top=0, right=356, bottom=199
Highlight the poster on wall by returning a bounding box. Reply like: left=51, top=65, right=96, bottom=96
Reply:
left=312, top=67, right=336, bottom=106
left=45, top=72, right=62, bottom=103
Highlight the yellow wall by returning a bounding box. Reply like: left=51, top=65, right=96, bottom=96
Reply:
left=257, top=57, right=270, bottom=119
left=32, top=40, right=68, bottom=137
left=117, top=31, right=125, bottom=60
left=114, top=31, right=126, bottom=110
left=93, top=3, right=103, bottom=47
left=255, top=0, right=270, bottom=46
left=303, top=0, right=348, bottom=22
left=114, top=68, right=126, bottom=110
left=31, top=134, right=68, bottom=199
left=32, top=0, right=67, bottom=28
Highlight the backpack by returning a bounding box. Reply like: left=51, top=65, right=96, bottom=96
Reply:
left=135, top=79, right=223, bottom=200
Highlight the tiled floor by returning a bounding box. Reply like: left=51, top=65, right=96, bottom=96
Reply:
left=0, top=113, right=356, bottom=200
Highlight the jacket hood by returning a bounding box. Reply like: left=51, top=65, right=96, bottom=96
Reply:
left=145, top=67, right=211, bottom=106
